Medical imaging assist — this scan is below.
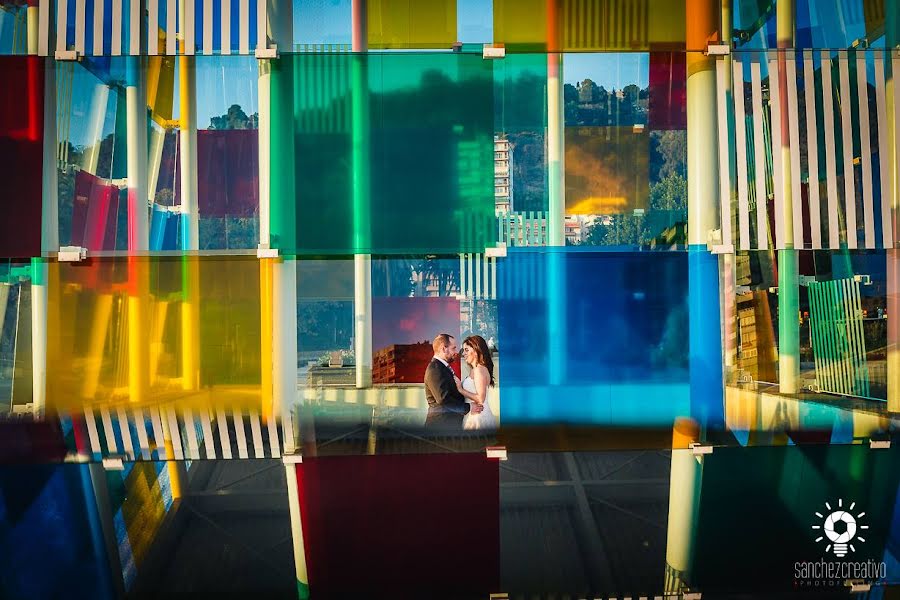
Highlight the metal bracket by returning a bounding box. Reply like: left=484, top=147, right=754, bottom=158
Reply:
left=482, top=45, right=506, bottom=59
left=707, top=43, right=730, bottom=56
left=690, top=443, right=713, bottom=456
left=486, top=446, right=508, bottom=460
left=282, top=454, right=303, bottom=465
left=102, top=456, right=126, bottom=471
left=255, top=46, right=278, bottom=59
left=55, top=49, right=80, bottom=61
left=58, top=246, right=87, bottom=262
left=485, top=244, right=507, bottom=258
left=257, top=244, right=278, bottom=259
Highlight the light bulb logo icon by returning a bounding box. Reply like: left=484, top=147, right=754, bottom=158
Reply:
left=812, top=499, right=868, bottom=557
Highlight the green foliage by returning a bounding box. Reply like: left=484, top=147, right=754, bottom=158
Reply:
left=209, top=104, right=259, bottom=130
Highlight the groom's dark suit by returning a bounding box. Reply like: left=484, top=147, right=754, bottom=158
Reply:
left=423, top=358, right=469, bottom=430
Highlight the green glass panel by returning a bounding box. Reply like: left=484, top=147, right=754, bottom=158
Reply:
left=270, top=52, right=495, bottom=255
left=494, top=53, right=548, bottom=214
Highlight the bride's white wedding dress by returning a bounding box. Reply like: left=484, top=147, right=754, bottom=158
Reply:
left=462, top=376, right=497, bottom=431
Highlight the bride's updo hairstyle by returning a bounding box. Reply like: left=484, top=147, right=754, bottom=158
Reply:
left=462, top=335, right=495, bottom=387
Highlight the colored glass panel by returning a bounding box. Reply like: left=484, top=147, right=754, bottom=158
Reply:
left=497, top=249, right=690, bottom=426
left=0, top=464, right=116, bottom=598
left=494, top=0, right=686, bottom=52
left=367, top=0, right=457, bottom=49
left=296, top=453, right=499, bottom=598
left=270, top=52, right=495, bottom=255
left=46, top=256, right=262, bottom=413
left=0, top=56, right=42, bottom=258
left=694, top=444, right=900, bottom=593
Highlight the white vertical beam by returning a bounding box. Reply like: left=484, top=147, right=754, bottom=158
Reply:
left=130, top=0, right=141, bottom=54
left=199, top=409, right=216, bottom=458
left=821, top=51, right=840, bottom=249
left=216, top=406, right=233, bottom=459
left=239, top=0, right=249, bottom=53
left=475, top=252, right=482, bottom=299
left=202, top=0, right=212, bottom=54
left=838, top=52, right=857, bottom=248
left=272, top=259, right=298, bottom=442
left=875, top=53, right=893, bottom=248
left=75, top=0, right=86, bottom=53
left=116, top=407, right=135, bottom=459
left=56, top=0, right=68, bottom=53
left=750, top=59, right=768, bottom=250
left=769, top=54, right=786, bottom=249
left=112, top=0, right=123, bottom=55
left=857, top=52, right=875, bottom=248
left=258, top=60, right=270, bottom=243
left=256, top=0, right=265, bottom=49
left=233, top=408, right=249, bottom=458
left=733, top=58, right=750, bottom=250
left=856, top=52, right=876, bottom=249
left=715, top=57, right=733, bottom=249
left=85, top=407, right=103, bottom=457
left=166, top=0, right=176, bottom=54
left=267, top=413, right=281, bottom=457
left=249, top=409, right=265, bottom=457
left=39, top=0, right=50, bottom=55
left=284, top=464, right=309, bottom=594
left=183, top=408, right=200, bottom=459
left=221, top=0, right=231, bottom=54
left=786, top=51, right=803, bottom=247
left=127, top=58, right=149, bottom=250
left=803, top=51, right=823, bottom=249
left=94, top=0, right=105, bottom=55
left=150, top=406, right=166, bottom=457
left=184, top=0, right=195, bottom=54
left=133, top=408, right=151, bottom=459
left=148, top=0, right=159, bottom=54
left=354, top=256, right=372, bottom=388
left=165, top=407, right=185, bottom=459
left=100, top=407, right=118, bottom=454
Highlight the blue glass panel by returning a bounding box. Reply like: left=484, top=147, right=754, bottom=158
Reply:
left=0, top=465, right=115, bottom=599
left=497, top=249, right=690, bottom=425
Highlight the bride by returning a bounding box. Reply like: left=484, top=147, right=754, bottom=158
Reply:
left=456, top=335, right=497, bottom=432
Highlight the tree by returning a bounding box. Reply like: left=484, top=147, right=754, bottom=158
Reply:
left=651, top=130, right=687, bottom=180
left=578, top=78, right=599, bottom=103
left=648, top=173, right=687, bottom=211
left=209, top=104, right=259, bottom=130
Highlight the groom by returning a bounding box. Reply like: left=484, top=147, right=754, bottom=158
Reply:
left=423, top=333, right=482, bottom=431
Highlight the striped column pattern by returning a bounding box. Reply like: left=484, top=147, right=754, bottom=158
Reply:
left=497, top=211, right=549, bottom=247
left=715, top=49, right=900, bottom=252
left=458, top=252, right=497, bottom=300
left=80, top=402, right=291, bottom=461
left=38, top=0, right=267, bottom=56
left=807, top=278, right=870, bottom=399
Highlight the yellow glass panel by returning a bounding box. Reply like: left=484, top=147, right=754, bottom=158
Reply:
left=46, top=256, right=262, bottom=414
left=565, top=126, right=649, bottom=214
left=368, top=0, right=457, bottom=49
left=494, top=0, right=685, bottom=51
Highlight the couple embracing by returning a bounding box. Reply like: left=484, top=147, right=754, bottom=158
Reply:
left=423, top=333, right=497, bottom=432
